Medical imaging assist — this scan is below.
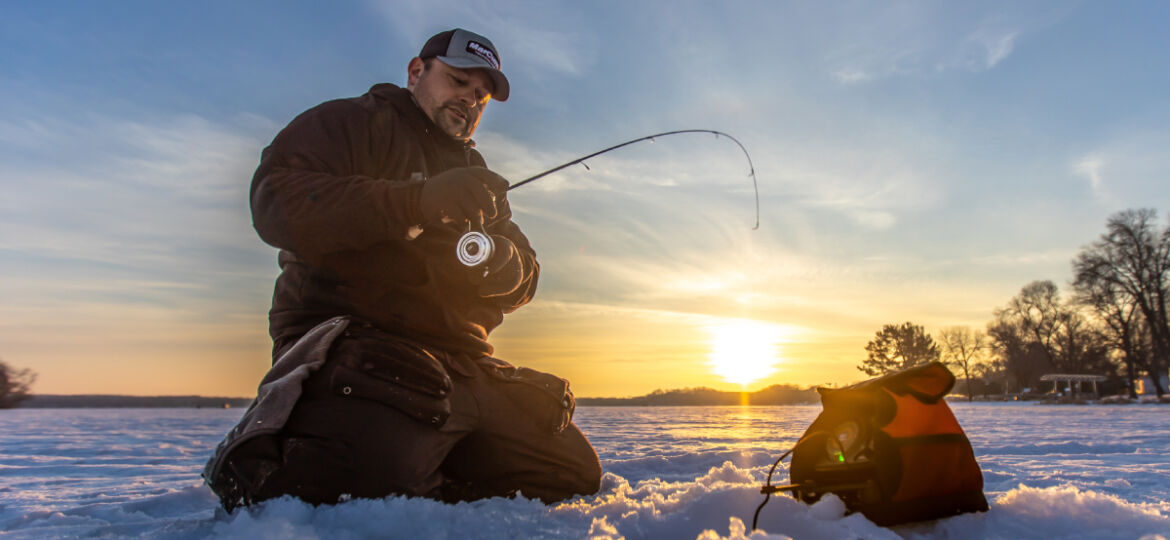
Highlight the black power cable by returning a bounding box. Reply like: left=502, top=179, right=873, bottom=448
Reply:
left=751, top=432, right=844, bottom=531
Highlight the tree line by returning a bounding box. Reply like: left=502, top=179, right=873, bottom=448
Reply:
left=0, top=357, right=36, bottom=408
left=578, top=384, right=818, bottom=406
left=857, top=208, right=1170, bottom=399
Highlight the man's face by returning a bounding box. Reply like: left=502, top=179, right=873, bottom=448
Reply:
left=408, top=58, right=493, bottom=141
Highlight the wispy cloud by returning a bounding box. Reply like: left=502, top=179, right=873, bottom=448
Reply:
left=1074, top=154, right=1108, bottom=202
left=761, top=142, right=946, bottom=231
left=826, top=15, right=1021, bottom=85
left=0, top=113, right=277, bottom=317
left=0, top=114, right=273, bottom=256
left=833, top=68, right=873, bottom=85
left=366, top=0, right=595, bottom=78
left=976, top=31, right=1018, bottom=69
left=0, top=112, right=280, bottom=393
left=971, top=249, right=1078, bottom=268
left=1070, top=131, right=1170, bottom=211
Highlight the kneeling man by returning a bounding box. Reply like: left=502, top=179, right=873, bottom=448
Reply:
left=204, top=28, right=601, bottom=510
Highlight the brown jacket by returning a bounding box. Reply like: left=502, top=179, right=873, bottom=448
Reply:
left=250, top=83, right=538, bottom=357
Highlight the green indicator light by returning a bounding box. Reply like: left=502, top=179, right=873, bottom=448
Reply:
left=837, top=453, right=845, bottom=463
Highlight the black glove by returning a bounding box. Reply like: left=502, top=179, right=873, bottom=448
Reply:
left=418, top=167, right=509, bottom=227
left=473, top=234, right=525, bottom=297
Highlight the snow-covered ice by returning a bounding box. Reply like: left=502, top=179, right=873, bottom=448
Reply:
left=1, top=403, right=1168, bottom=539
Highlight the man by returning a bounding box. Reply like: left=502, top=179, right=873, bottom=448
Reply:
left=203, top=28, right=601, bottom=510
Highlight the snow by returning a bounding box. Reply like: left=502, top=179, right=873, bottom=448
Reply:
left=1, top=404, right=1168, bottom=539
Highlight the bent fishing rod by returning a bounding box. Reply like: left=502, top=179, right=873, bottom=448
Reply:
left=456, top=129, right=760, bottom=267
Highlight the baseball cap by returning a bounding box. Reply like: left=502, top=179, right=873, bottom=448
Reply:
left=419, top=28, right=510, bottom=102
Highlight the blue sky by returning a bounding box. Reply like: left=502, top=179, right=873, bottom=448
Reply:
left=2, top=1, right=1169, bottom=396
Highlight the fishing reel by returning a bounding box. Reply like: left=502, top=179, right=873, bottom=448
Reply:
left=456, top=229, right=494, bottom=267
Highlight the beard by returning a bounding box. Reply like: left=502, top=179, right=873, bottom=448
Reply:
left=431, top=101, right=478, bottom=141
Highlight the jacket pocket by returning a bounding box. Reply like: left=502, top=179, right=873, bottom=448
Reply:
left=479, top=357, right=575, bottom=434
left=327, top=328, right=453, bottom=427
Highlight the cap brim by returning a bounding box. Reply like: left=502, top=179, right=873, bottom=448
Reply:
left=436, top=55, right=510, bottom=102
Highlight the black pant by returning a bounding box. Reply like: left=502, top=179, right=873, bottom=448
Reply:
left=227, top=332, right=601, bottom=506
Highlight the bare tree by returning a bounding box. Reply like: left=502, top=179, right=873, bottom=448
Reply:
left=997, top=281, right=1065, bottom=369
left=0, top=358, right=37, bottom=409
left=1072, top=209, right=1170, bottom=397
left=1072, top=267, right=1152, bottom=398
left=938, top=326, right=986, bottom=401
left=994, top=280, right=1111, bottom=374
left=986, top=314, right=1050, bottom=393
left=857, top=322, right=940, bottom=376
left=989, top=281, right=1114, bottom=392
left=973, top=358, right=1007, bottom=396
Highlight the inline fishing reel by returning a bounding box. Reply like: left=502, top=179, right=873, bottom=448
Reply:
left=456, top=227, right=494, bottom=267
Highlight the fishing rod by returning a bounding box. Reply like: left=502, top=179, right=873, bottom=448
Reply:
left=456, top=129, right=760, bottom=267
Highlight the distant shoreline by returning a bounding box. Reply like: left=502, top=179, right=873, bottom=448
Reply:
left=16, top=395, right=254, bottom=409
left=12, top=388, right=1165, bottom=409
left=15, top=385, right=820, bottom=409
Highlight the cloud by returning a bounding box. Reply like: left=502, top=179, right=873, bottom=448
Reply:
left=488, top=128, right=937, bottom=236
left=1074, top=155, right=1107, bottom=201
left=500, top=25, right=591, bottom=77
left=980, top=31, right=1018, bottom=68
left=0, top=113, right=277, bottom=311
left=851, top=210, right=897, bottom=229
left=1070, top=131, right=1170, bottom=210
left=823, top=10, right=1022, bottom=85
left=759, top=142, right=946, bottom=231
left=945, top=29, right=1018, bottom=73
left=365, top=0, right=594, bottom=78
left=512, top=204, right=977, bottom=333
left=971, top=249, right=1078, bottom=268
left=0, top=111, right=283, bottom=393
left=833, top=68, right=873, bottom=85
left=475, top=128, right=949, bottom=328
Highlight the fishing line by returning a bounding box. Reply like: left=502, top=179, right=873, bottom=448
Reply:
left=457, top=129, right=760, bottom=267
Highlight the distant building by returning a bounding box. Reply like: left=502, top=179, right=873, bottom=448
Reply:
left=1137, top=374, right=1170, bottom=395
left=1040, top=374, right=1106, bottom=397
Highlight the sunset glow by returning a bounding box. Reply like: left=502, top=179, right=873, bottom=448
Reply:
left=706, top=319, right=783, bottom=386
left=2, top=3, right=1168, bottom=398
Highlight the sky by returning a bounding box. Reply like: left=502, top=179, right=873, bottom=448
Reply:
left=2, top=1, right=1169, bottom=398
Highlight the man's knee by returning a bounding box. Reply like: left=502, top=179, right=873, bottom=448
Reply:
left=215, top=433, right=352, bottom=508
left=522, top=425, right=603, bottom=503
left=581, top=452, right=603, bottom=494
left=283, top=395, right=453, bottom=497
left=223, top=426, right=447, bottom=507
left=561, top=425, right=603, bottom=496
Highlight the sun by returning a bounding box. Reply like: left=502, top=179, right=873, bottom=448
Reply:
left=706, top=319, right=783, bottom=386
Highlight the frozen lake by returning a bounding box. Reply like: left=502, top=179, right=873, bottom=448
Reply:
left=1, top=403, right=1168, bottom=539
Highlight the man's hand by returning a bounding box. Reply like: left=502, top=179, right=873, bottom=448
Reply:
left=418, top=167, right=509, bottom=227
left=473, top=234, right=525, bottom=297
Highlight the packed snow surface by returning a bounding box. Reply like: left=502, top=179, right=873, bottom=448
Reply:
left=1, top=403, right=1168, bottom=539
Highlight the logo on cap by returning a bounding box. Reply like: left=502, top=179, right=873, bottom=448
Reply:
left=466, top=41, right=500, bottom=70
